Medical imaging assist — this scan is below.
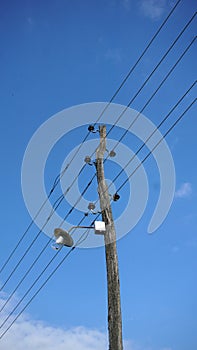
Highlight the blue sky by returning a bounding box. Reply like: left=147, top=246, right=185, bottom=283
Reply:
left=0, top=1, right=196, bottom=349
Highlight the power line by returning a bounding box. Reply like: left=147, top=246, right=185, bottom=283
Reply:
left=0, top=207, right=88, bottom=314
left=0, top=221, right=51, bottom=292
left=105, top=38, right=196, bottom=157
left=0, top=221, right=93, bottom=338
left=90, top=0, right=182, bottom=124
left=68, top=34, right=195, bottom=212
left=81, top=13, right=196, bottom=183
left=91, top=81, right=195, bottom=210
left=0, top=248, right=61, bottom=330
left=0, top=177, right=57, bottom=275
left=49, top=1, right=187, bottom=220
left=50, top=12, right=196, bottom=224
left=0, top=172, right=95, bottom=292
left=0, top=2, right=192, bottom=321
left=117, top=98, right=196, bottom=193
left=0, top=0, right=181, bottom=275
left=105, top=12, right=196, bottom=139
left=0, top=0, right=191, bottom=339
left=0, top=236, right=56, bottom=313
left=0, top=161, right=78, bottom=276
left=0, top=169, right=97, bottom=313
left=81, top=80, right=195, bottom=217
left=0, top=99, right=195, bottom=339
left=112, top=82, right=196, bottom=187
left=1, top=18, right=194, bottom=293
left=49, top=4, right=190, bottom=236
left=2, top=78, right=194, bottom=323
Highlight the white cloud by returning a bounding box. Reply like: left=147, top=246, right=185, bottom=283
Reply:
left=175, top=182, right=192, bottom=199
left=0, top=321, right=107, bottom=350
left=0, top=292, right=171, bottom=350
left=139, top=0, right=167, bottom=20
left=0, top=295, right=134, bottom=350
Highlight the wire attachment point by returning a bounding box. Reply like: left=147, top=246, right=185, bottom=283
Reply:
left=84, top=156, right=93, bottom=165
left=88, top=125, right=95, bottom=132
left=88, top=124, right=99, bottom=133
left=113, top=193, right=120, bottom=202
left=109, top=150, right=116, bottom=157
left=88, top=202, right=96, bottom=211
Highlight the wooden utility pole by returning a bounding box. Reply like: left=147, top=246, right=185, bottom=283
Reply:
left=95, top=125, right=123, bottom=350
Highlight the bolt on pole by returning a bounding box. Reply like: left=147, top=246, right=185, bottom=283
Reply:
left=95, top=125, right=123, bottom=350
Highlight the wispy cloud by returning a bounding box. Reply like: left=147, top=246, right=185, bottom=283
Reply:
left=0, top=322, right=107, bottom=350
left=139, top=0, right=168, bottom=21
left=175, top=182, right=192, bottom=199
left=0, top=295, right=134, bottom=350
left=0, top=292, right=173, bottom=350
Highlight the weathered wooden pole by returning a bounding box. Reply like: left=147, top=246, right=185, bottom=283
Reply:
left=95, top=125, right=123, bottom=350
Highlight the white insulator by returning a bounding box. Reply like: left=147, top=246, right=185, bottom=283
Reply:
left=56, top=236, right=64, bottom=244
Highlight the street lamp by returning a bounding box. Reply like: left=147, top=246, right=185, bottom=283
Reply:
left=51, top=221, right=106, bottom=250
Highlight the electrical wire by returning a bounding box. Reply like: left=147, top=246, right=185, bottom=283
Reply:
left=0, top=0, right=181, bottom=275
left=0, top=176, right=57, bottom=275
left=1, top=16, right=194, bottom=293
left=1, top=77, right=194, bottom=319
left=0, top=173, right=96, bottom=294
left=0, top=1, right=193, bottom=324
left=0, top=220, right=94, bottom=338
left=0, top=100, right=195, bottom=340
left=0, top=164, right=74, bottom=276
left=1, top=41, right=195, bottom=325
left=49, top=0, right=187, bottom=225
left=69, top=35, right=196, bottom=211
left=51, top=28, right=197, bottom=236
left=0, top=220, right=52, bottom=292
left=108, top=38, right=196, bottom=153
left=104, top=13, right=196, bottom=139
left=49, top=1, right=188, bottom=214
left=92, top=81, right=196, bottom=210
left=0, top=160, right=88, bottom=284
left=0, top=200, right=91, bottom=314
left=0, top=0, right=192, bottom=340
left=78, top=14, right=196, bottom=188
left=90, top=0, right=182, bottom=124
left=117, top=98, right=196, bottom=193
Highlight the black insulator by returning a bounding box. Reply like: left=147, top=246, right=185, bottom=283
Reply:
left=88, top=125, right=95, bottom=132
left=113, top=193, right=120, bottom=202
